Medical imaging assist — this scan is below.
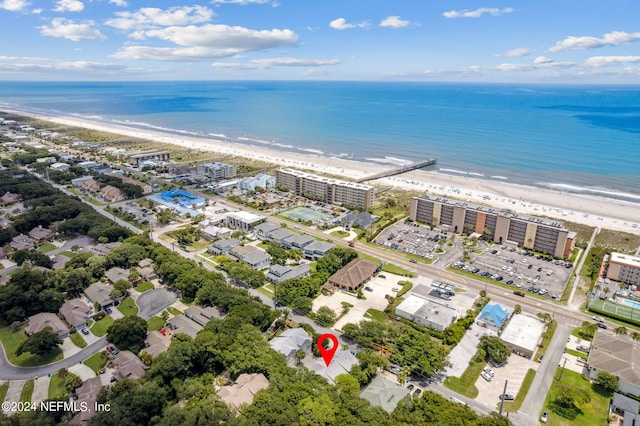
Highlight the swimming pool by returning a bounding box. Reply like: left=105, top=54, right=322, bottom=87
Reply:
left=622, top=299, right=640, bottom=309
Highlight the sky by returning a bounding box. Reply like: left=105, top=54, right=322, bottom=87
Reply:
left=1, top=0, right=639, bottom=82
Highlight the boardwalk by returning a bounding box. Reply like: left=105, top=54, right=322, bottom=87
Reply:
left=355, top=158, right=437, bottom=183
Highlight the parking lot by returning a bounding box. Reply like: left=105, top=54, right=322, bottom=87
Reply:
left=455, top=248, right=574, bottom=299
left=375, top=221, right=450, bottom=262
left=312, top=273, right=405, bottom=331
left=474, top=354, right=539, bottom=410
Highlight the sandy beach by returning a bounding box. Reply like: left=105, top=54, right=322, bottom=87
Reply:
left=4, top=107, right=639, bottom=235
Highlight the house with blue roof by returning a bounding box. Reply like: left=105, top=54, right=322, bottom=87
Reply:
left=477, top=303, right=510, bottom=331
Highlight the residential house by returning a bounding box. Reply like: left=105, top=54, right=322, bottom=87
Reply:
left=200, top=224, right=232, bottom=241
left=0, top=248, right=7, bottom=259
left=111, top=350, right=149, bottom=381
left=309, top=350, right=358, bottom=385
left=184, top=305, right=224, bottom=326
left=265, top=227, right=294, bottom=245
left=69, top=377, right=103, bottom=424
left=98, top=185, right=124, bottom=202
left=141, top=331, right=170, bottom=359
left=105, top=173, right=152, bottom=194
left=208, top=238, right=241, bottom=255
left=230, top=244, right=257, bottom=260
left=266, top=264, right=312, bottom=284
left=10, top=234, right=35, bottom=251
left=28, top=225, right=54, bottom=242
left=327, top=258, right=378, bottom=291
left=136, top=258, right=157, bottom=281
left=477, top=303, right=510, bottom=332
left=218, top=373, right=270, bottom=413
left=395, top=294, right=458, bottom=332
left=71, top=176, right=94, bottom=187
left=86, top=242, right=121, bottom=256
left=167, top=315, right=202, bottom=338
left=77, top=161, right=98, bottom=170
left=0, top=192, right=20, bottom=206
left=253, top=221, right=281, bottom=239
left=303, top=241, right=335, bottom=260
left=588, top=331, right=640, bottom=396
left=269, top=328, right=312, bottom=365
left=225, top=211, right=264, bottom=231
left=104, top=267, right=129, bottom=284
left=84, top=282, right=117, bottom=308
left=59, top=298, right=93, bottom=329
left=50, top=162, right=70, bottom=172
left=26, top=312, right=70, bottom=339
left=282, top=234, right=315, bottom=250
left=239, top=250, right=272, bottom=271
left=82, top=179, right=102, bottom=195
left=360, top=374, right=411, bottom=413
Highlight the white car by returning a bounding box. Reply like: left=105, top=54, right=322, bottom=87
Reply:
left=540, top=411, right=548, bottom=423
left=592, top=316, right=604, bottom=322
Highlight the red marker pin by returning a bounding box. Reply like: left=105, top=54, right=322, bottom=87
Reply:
left=317, top=333, right=339, bottom=367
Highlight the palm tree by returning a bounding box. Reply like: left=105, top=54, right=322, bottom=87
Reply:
left=581, top=321, right=598, bottom=338
left=398, top=367, right=411, bottom=386
left=614, top=326, right=628, bottom=336
left=631, top=331, right=640, bottom=341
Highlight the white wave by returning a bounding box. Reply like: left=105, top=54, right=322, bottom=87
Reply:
left=208, top=133, right=226, bottom=138
left=439, top=168, right=468, bottom=175
left=541, top=182, right=640, bottom=201
left=365, top=157, right=397, bottom=164
left=385, top=156, right=413, bottom=166
left=299, top=148, right=324, bottom=155
left=272, top=143, right=294, bottom=149
left=468, top=172, right=485, bottom=177
left=491, top=175, right=508, bottom=180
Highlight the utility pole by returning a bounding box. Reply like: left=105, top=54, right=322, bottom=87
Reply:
left=499, top=379, right=508, bottom=416
left=557, top=357, right=568, bottom=381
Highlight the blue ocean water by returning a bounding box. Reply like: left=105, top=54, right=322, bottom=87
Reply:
left=0, top=81, right=639, bottom=197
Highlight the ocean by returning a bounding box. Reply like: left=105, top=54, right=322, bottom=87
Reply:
left=0, top=81, right=639, bottom=198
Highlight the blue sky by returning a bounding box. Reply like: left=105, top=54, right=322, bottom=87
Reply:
left=1, top=0, right=639, bottom=82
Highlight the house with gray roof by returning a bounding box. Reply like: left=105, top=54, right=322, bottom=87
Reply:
left=70, top=377, right=103, bottom=424
left=303, top=241, right=335, bottom=260
left=136, top=258, right=157, bottom=281
left=588, top=331, right=640, bottom=397
left=282, top=234, right=315, bottom=250
left=104, top=267, right=129, bottom=284
left=142, top=331, right=170, bottom=359
left=167, top=314, right=203, bottom=338
left=265, top=227, right=294, bottom=245
left=60, top=298, right=93, bottom=329
left=253, top=221, right=281, bottom=238
left=218, top=373, right=270, bottom=413
left=360, top=374, right=410, bottom=413
left=239, top=250, right=272, bottom=271
left=10, top=234, right=35, bottom=251
left=26, top=312, right=69, bottom=339
left=28, top=225, right=54, bottom=242
left=111, top=350, right=148, bottom=381
left=309, top=350, right=358, bottom=385
left=269, top=328, right=312, bottom=364
left=184, top=305, right=224, bottom=326
left=84, top=282, right=117, bottom=308
left=266, top=264, right=312, bottom=284
left=208, top=238, right=241, bottom=255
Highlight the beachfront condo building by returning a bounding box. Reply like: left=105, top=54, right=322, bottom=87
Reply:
left=197, top=162, right=237, bottom=180
left=126, top=150, right=171, bottom=167
left=276, top=168, right=374, bottom=210
left=409, top=195, right=576, bottom=258
left=607, top=253, right=640, bottom=286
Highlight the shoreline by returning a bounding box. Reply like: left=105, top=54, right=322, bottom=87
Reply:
left=2, top=106, right=639, bottom=235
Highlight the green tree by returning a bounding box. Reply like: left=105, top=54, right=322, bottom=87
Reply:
left=555, top=384, right=591, bottom=408
left=157, top=209, right=173, bottom=224
left=398, top=366, right=411, bottom=386
left=297, top=393, right=338, bottom=426
left=64, top=374, right=83, bottom=392
left=581, top=321, right=598, bottom=338
left=16, top=327, right=62, bottom=356
left=479, top=336, right=510, bottom=364
left=513, top=304, right=522, bottom=315
left=614, top=326, right=628, bottom=336
left=110, top=279, right=131, bottom=299
left=596, top=371, right=619, bottom=393
left=315, top=306, right=337, bottom=327
left=106, top=316, right=148, bottom=352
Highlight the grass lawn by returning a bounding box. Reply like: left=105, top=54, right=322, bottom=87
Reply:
left=69, top=332, right=87, bottom=349
left=117, top=297, right=139, bottom=317
left=136, top=281, right=154, bottom=292
left=571, top=326, right=594, bottom=341
left=502, top=368, right=536, bottom=412
left=443, top=353, right=484, bottom=398
left=83, top=351, right=108, bottom=374
left=257, top=285, right=274, bottom=299
left=594, top=228, right=640, bottom=254
left=535, top=320, right=557, bottom=362
left=36, top=242, right=56, bottom=253
left=364, top=309, right=386, bottom=322
left=0, top=382, right=8, bottom=404
left=541, top=367, right=610, bottom=426
left=20, top=379, right=34, bottom=403
left=330, top=230, right=350, bottom=238
left=166, top=307, right=182, bottom=316
left=0, top=264, right=3, bottom=270
left=565, top=348, right=586, bottom=358
left=59, top=251, right=78, bottom=258
left=90, top=316, right=114, bottom=337
left=0, top=326, right=63, bottom=367
left=48, top=373, right=68, bottom=400
left=380, top=262, right=417, bottom=278
left=147, top=316, right=165, bottom=331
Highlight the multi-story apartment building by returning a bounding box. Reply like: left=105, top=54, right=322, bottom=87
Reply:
left=276, top=168, right=374, bottom=210
left=409, top=195, right=576, bottom=258
left=197, top=162, right=237, bottom=180
left=607, top=253, right=640, bottom=286
left=126, top=150, right=170, bottom=166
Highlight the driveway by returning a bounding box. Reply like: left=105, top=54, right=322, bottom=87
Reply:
left=60, top=337, right=82, bottom=358
left=446, top=322, right=497, bottom=377
left=474, top=355, right=538, bottom=411
left=31, top=375, right=51, bottom=404
left=79, top=328, right=100, bottom=345
left=137, top=288, right=179, bottom=320
left=2, top=380, right=26, bottom=413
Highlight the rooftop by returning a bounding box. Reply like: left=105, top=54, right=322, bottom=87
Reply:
left=59, top=298, right=91, bottom=328
left=218, top=373, right=270, bottom=412
left=111, top=350, right=148, bottom=381
left=610, top=252, right=640, bottom=268
left=360, top=374, right=410, bottom=413
left=328, top=258, right=378, bottom=289
left=500, top=314, right=546, bottom=353
left=84, top=282, right=116, bottom=307
left=269, top=328, right=311, bottom=359
left=226, top=210, right=264, bottom=224
left=279, top=168, right=373, bottom=191
left=589, top=331, right=640, bottom=387
left=26, top=312, right=69, bottom=338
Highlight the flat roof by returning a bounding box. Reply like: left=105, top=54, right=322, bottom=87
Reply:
left=500, top=314, right=546, bottom=353
left=226, top=210, right=264, bottom=223
left=611, top=252, right=640, bottom=268
left=279, top=168, right=373, bottom=191
left=416, top=194, right=565, bottom=229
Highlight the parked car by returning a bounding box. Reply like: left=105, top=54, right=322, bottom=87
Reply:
left=592, top=316, right=604, bottom=322
left=499, top=394, right=515, bottom=401
left=597, top=322, right=608, bottom=329
left=481, top=371, right=492, bottom=382
left=513, top=291, right=525, bottom=297
left=483, top=368, right=495, bottom=377
left=364, top=286, right=374, bottom=292
left=105, top=307, right=112, bottom=314
left=540, top=411, right=548, bottom=423
left=576, top=345, right=590, bottom=353
left=81, top=328, right=90, bottom=335
left=413, top=388, right=422, bottom=397
left=407, top=384, right=415, bottom=391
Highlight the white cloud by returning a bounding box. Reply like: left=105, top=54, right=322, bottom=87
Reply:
left=501, top=47, right=530, bottom=57
left=329, top=17, right=369, bottom=30
left=31, top=7, right=41, bottom=13
left=443, top=7, right=513, bottom=19
left=210, top=0, right=270, bottom=3
left=0, top=0, right=29, bottom=11
left=0, top=55, right=126, bottom=73
left=533, top=56, right=553, bottom=64
left=584, top=55, right=640, bottom=67
left=548, top=31, right=640, bottom=52
left=105, top=6, right=214, bottom=30
left=380, top=16, right=411, bottom=29
left=212, top=57, right=341, bottom=69
left=112, top=24, right=298, bottom=61
left=54, top=0, right=84, bottom=13
left=109, top=0, right=127, bottom=6
left=39, top=18, right=107, bottom=41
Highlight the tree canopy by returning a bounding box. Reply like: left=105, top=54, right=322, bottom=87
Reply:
left=106, top=316, right=148, bottom=353
left=16, top=327, right=62, bottom=356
